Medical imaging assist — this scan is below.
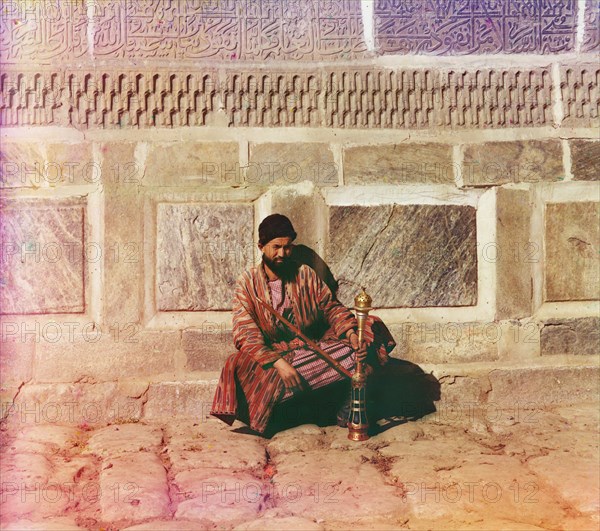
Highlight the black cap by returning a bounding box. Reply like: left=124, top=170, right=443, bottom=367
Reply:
left=258, top=214, right=297, bottom=245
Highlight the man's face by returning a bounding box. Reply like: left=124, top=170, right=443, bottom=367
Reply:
left=259, top=237, right=294, bottom=275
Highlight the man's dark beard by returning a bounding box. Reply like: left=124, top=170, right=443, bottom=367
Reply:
left=262, top=255, right=298, bottom=280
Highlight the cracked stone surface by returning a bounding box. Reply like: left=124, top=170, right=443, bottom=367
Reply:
left=328, top=204, right=478, bottom=308
left=0, top=403, right=598, bottom=530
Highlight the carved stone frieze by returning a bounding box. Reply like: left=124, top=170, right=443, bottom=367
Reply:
left=560, top=65, right=600, bottom=128
left=1, top=0, right=367, bottom=62
left=374, top=0, right=577, bottom=55
left=0, top=67, right=558, bottom=128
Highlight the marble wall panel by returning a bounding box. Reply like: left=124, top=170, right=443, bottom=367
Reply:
left=328, top=204, right=478, bottom=308
left=156, top=203, right=254, bottom=311
left=570, top=140, right=600, bottom=181
left=0, top=200, right=85, bottom=314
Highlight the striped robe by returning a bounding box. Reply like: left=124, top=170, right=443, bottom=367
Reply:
left=210, top=262, right=395, bottom=434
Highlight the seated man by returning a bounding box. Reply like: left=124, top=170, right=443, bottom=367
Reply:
left=211, top=214, right=396, bottom=436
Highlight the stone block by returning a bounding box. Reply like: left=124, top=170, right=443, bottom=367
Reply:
left=497, top=320, right=541, bottom=360
left=0, top=519, right=85, bottom=530
left=248, top=143, right=338, bottom=187
left=9, top=382, right=145, bottom=427
left=545, top=202, right=600, bottom=301
left=374, top=0, right=576, bottom=54
left=436, top=374, right=490, bottom=406
left=529, top=454, right=599, bottom=515
left=183, top=328, right=233, bottom=371
left=0, top=143, right=45, bottom=188
left=156, top=203, right=254, bottom=310
left=0, top=143, right=95, bottom=188
left=143, top=381, right=217, bottom=420
left=0, top=337, right=34, bottom=384
left=328, top=204, right=477, bottom=308
left=344, top=143, right=454, bottom=184
left=570, top=140, right=599, bottom=181
left=86, top=424, right=164, bottom=457
left=0, top=199, right=86, bottom=314
left=540, top=317, right=600, bottom=356
left=34, top=331, right=179, bottom=383
left=389, top=322, right=500, bottom=364
left=270, top=450, right=405, bottom=522
left=100, top=453, right=170, bottom=522
left=45, top=143, right=95, bottom=185
left=462, top=141, right=563, bottom=186
left=100, top=142, right=144, bottom=324
left=143, top=142, right=240, bottom=186
left=487, top=366, right=600, bottom=407
left=234, top=516, right=324, bottom=531
left=496, top=187, right=533, bottom=319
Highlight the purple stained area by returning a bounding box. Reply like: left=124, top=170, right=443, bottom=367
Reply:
left=374, top=0, right=578, bottom=55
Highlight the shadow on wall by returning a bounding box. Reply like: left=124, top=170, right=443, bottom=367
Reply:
left=292, top=244, right=339, bottom=297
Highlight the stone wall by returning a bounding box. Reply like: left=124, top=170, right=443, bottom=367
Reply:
left=1, top=0, right=598, bottom=425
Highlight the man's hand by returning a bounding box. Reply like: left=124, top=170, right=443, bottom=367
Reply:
left=273, top=358, right=304, bottom=392
left=346, top=330, right=367, bottom=362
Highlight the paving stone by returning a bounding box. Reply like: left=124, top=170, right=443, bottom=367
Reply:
left=164, top=418, right=266, bottom=474
left=86, top=424, right=163, bottom=457
left=0, top=519, right=85, bottom=530
left=234, top=515, right=325, bottom=530
left=99, top=453, right=170, bottom=522
left=0, top=453, right=54, bottom=489
left=122, top=521, right=211, bottom=531
left=16, top=425, right=82, bottom=448
left=270, top=449, right=406, bottom=521
left=410, top=455, right=567, bottom=526
left=266, top=424, right=325, bottom=458
left=167, top=438, right=266, bottom=475
left=175, top=492, right=261, bottom=523
left=527, top=456, right=600, bottom=515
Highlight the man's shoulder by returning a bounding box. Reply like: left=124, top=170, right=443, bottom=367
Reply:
left=296, top=263, right=317, bottom=278
left=237, top=266, right=259, bottom=284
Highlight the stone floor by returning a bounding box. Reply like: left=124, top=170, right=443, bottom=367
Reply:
left=0, top=402, right=598, bottom=531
